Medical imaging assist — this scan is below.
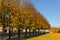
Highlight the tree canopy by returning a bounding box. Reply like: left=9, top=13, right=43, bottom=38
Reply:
left=0, top=0, right=50, bottom=30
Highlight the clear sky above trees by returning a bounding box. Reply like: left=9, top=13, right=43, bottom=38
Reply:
left=31, top=0, right=60, bottom=27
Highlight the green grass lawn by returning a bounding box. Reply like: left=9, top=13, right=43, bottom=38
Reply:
left=27, top=33, right=60, bottom=40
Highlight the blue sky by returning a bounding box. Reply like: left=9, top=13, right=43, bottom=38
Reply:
left=31, top=0, right=60, bottom=27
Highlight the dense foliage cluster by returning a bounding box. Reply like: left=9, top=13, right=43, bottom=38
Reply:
left=0, top=0, right=50, bottom=30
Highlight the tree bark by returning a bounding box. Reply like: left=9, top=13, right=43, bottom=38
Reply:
left=29, top=29, right=31, bottom=36
left=33, top=30, right=35, bottom=36
left=9, top=28, right=11, bottom=39
left=25, top=28, right=27, bottom=38
left=11, top=27, right=13, bottom=33
left=38, top=29, right=39, bottom=35
left=18, top=28, right=20, bottom=38
left=2, top=24, right=7, bottom=33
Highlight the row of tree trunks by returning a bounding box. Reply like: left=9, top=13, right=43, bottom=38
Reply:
left=8, top=27, right=21, bottom=39
left=24, top=29, right=41, bottom=38
left=8, top=27, right=41, bottom=39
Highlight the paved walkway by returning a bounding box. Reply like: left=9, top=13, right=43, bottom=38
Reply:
left=0, top=36, right=19, bottom=40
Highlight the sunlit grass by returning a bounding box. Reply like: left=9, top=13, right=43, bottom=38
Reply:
left=27, top=33, right=60, bottom=40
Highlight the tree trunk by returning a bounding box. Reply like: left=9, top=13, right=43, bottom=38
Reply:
left=38, top=29, right=39, bottom=35
left=18, top=28, right=20, bottom=38
left=11, top=27, right=14, bottom=36
left=2, top=24, right=7, bottom=33
left=25, top=28, right=27, bottom=38
left=29, top=29, right=31, bottom=37
left=33, top=30, right=35, bottom=36
left=11, top=27, right=13, bottom=33
left=9, top=28, right=11, bottom=39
